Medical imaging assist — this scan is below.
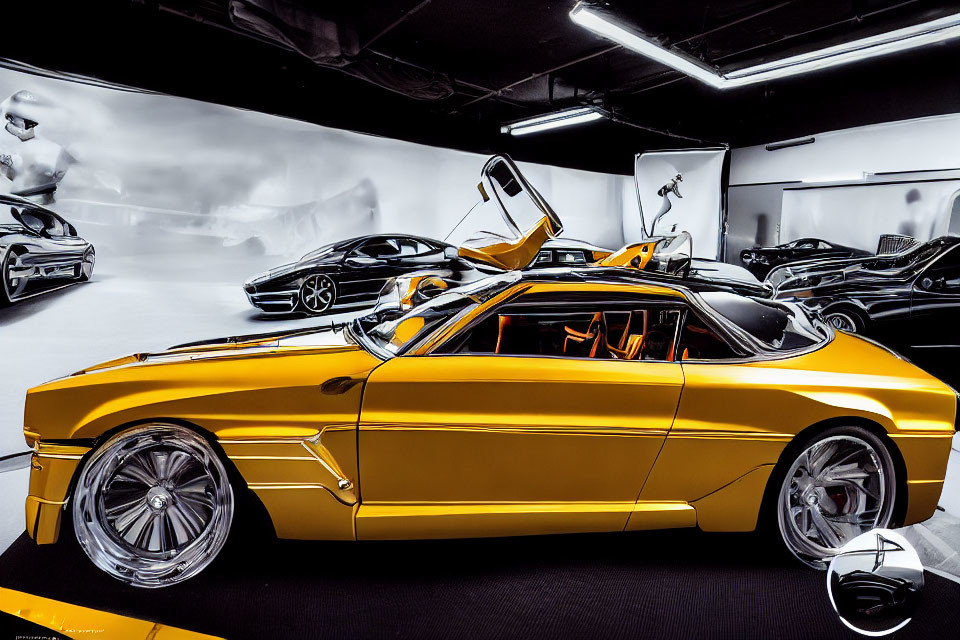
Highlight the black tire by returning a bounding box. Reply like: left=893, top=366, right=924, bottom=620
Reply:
left=761, top=425, right=898, bottom=569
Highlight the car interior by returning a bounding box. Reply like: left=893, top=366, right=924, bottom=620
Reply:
left=440, top=299, right=737, bottom=361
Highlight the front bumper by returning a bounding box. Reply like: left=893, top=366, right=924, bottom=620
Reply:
left=244, top=285, right=299, bottom=313
left=24, top=441, right=90, bottom=544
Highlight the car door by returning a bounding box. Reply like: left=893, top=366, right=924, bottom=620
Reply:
left=909, top=244, right=960, bottom=352
left=355, top=284, right=686, bottom=539
left=337, top=237, right=414, bottom=309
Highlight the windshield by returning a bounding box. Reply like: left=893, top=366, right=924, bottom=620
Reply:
left=301, top=238, right=355, bottom=261
left=699, top=291, right=825, bottom=351
left=352, top=272, right=520, bottom=357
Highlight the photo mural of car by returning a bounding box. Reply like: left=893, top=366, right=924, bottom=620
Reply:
left=244, top=155, right=609, bottom=316
left=740, top=238, right=871, bottom=279
left=767, top=235, right=960, bottom=379
left=0, top=194, right=94, bottom=305
left=23, top=267, right=956, bottom=587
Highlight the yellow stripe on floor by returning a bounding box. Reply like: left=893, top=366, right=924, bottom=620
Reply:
left=0, top=587, right=223, bottom=640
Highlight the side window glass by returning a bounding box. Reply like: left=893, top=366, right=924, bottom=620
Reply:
left=397, top=238, right=433, bottom=256
left=920, top=247, right=960, bottom=292
left=357, top=239, right=400, bottom=258
left=443, top=301, right=682, bottom=361
left=677, top=311, right=738, bottom=360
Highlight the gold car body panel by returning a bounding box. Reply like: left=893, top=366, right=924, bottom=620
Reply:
left=25, top=443, right=88, bottom=544
left=457, top=216, right=557, bottom=271
left=357, top=354, right=684, bottom=538
left=640, top=331, right=955, bottom=530
left=596, top=241, right=659, bottom=269
left=24, top=342, right=381, bottom=543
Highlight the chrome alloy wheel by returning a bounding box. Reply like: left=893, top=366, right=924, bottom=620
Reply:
left=72, top=425, right=234, bottom=588
left=299, top=273, right=336, bottom=314
left=825, top=311, right=858, bottom=333
left=777, top=434, right=895, bottom=569
left=2, top=249, right=30, bottom=301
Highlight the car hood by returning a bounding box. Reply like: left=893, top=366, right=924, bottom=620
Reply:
left=24, top=326, right=383, bottom=442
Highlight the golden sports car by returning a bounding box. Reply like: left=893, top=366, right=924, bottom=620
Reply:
left=24, top=268, right=956, bottom=588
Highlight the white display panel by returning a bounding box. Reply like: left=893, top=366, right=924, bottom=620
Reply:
left=0, top=65, right=633, bottom=457
left=628, top=148, right=726, bottom=259
left=780, top=180, right=960, bottom=250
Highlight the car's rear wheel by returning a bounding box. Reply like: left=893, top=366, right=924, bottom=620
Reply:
left=775, top=426, right=896, bottom=569
left=72, top=424, right=234, bottom=588
left=824, top=308, right=863, bottom=333
left=299, top=273, right=336, bottom=315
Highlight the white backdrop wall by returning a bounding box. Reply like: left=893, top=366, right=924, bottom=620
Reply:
left=732, top=113, right=960, bottom=185
left=726, top=113, right=960, bottom=260
left=0, top=66, right=634, bottom=457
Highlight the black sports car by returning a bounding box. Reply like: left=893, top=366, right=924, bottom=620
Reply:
left=0, top=194, right=95, bottom=305
left=769, top=236, right=960, bottom=379
left=740, top=237, right=871, bottom=279
left=243, top=235, right=477, bottom=315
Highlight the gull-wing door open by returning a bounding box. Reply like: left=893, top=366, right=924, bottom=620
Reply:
left=629, top=147, right=728, bottom=260
left=446, top=155, right=563, bottom=271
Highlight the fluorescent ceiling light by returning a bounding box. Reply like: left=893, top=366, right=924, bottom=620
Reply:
left=500, top=106, right=604, bottom=136
left=569, top=2, right=960, bottom=90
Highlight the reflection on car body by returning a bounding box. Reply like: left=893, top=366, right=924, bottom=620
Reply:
left=768, top=236, right=960, bottom=378
left=740, top=237, right=871, bottom=280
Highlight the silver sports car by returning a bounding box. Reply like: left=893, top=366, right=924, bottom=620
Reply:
left=0, top=194, right=94, bottom=305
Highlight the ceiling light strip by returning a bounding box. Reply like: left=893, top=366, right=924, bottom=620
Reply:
left=569, top=2, right=960, bottom=90
left=500, top=107, right=604, bottom=136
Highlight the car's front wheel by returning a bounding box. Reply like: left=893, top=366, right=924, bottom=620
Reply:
left=298, top=273, right=336, bottom=315
left=774, top=426, right=897, bottom=569
left=72, top=424, right=234, bottom=588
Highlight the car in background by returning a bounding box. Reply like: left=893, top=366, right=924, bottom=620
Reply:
left=244, top=155, right=611, bottom=316
left=243, top=234, right=474, bottom=315
left=23, top=266, right=956, bottom=588
left=768, top=235, right=960, bottom=380
left=740, top=237, right=871, bottom=279
left=0, top=194, right=95, bottom=305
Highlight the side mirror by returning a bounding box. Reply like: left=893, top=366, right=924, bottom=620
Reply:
left=345, top=255, right=380, bottom=267
left=443, top=246, right=459, bottom=260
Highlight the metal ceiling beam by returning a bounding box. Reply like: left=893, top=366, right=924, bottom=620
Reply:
left=360, top=0, right=434, bottom=50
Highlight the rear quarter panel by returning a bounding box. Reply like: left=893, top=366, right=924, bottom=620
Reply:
left=640, top=332, right=955, bottom=530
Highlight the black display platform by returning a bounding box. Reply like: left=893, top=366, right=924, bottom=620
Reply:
left=1, top=529, right=957, bottom=639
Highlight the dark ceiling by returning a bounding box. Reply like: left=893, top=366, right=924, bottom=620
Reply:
left=6, top=0, right=960, bottom=174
